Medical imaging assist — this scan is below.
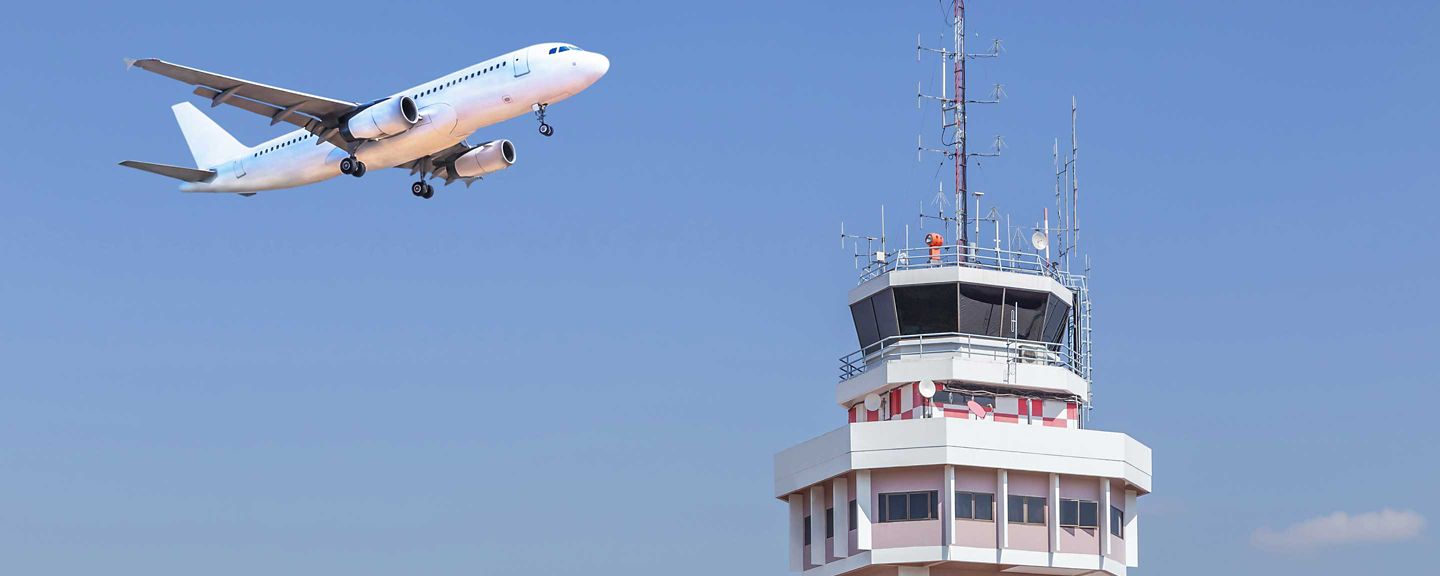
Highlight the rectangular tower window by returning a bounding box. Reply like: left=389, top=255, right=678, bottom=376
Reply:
left=849, top=499, right=858, bottom=531
left=1060, top=498, right=1100, bottom=528
left=955, top=491, right=995, bottom=521
left=958, top=283, right=1005, bottom=336
left=1110, top=506, right=1124, bottom=538
left=803, top=515, right=811, bottom=545
left=850, top=297, right=879, bottom=348
left=1007, top=495, right=1047, bottom=525
left=877, top=491, right=938, bottom=522
left=894, top=283, right=958, bottom=335
left=825, top=508, right=834, bottom=538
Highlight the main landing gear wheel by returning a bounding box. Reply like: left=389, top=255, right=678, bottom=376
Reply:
left=340, top=156, right=366, bottom=177
left=533, top=103, right=554, bottom=137
left=411, top=181, right=435, bottom=199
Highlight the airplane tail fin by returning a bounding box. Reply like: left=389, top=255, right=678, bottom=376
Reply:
left=171, top=102, right=247, bottom=169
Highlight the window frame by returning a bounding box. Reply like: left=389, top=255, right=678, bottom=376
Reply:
left=877, top=490, right=939, bottom=523
left=954, top=491, right=995, bottom=521
left=1007, top=495, right=1048, bottom=525
left=1109, top=506, right=1124, bottom=538
left=1059, top=498, right=1100, bottom=529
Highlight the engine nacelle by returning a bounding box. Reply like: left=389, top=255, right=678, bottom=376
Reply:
left=451, top=140, right=516, bottom=178
left=343, top=96, right=419, bottom=140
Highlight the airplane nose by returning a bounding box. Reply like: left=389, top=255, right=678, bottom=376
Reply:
left=589, top=52, right=610, bottom=80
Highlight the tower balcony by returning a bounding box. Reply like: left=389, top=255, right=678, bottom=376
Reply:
left=837, top=332, right=1088, bottom=407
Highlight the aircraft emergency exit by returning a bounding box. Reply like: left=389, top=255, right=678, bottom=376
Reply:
left=119, top=43, right=609, bottom=199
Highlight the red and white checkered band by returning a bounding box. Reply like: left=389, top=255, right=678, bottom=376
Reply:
left=849, top=383, right=1078, bottom=430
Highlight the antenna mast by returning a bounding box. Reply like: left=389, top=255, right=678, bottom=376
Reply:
left=918, top=0, right=1001, bottom=258
left=954, top=0, right=968, bottom=250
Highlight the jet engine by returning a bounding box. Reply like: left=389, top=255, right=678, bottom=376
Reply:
left=450, top=140, right=516, bottom=178
left=343, top=96, right=419, bottom=140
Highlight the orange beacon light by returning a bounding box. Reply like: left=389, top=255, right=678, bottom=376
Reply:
left=925, top=233, right=944, bottom=263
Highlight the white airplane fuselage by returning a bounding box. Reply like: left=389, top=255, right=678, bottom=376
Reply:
left=184, top=43, right=609, bottom=193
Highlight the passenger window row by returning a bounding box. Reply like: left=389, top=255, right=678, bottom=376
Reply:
left=411, top=61, right=507, bottom=100
left=253, top=133, right=315, bottom=157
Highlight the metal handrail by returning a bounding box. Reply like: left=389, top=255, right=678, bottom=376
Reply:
left=857, top=244, right=1082, bottom=288
left=837, top=332, right=1081, bottom=382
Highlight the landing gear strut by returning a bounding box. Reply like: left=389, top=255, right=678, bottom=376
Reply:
left=339, top=156, right=367, bottom=177
left=533, top=103, right=554, bottom=137
left=411, top=180, right=434, bottom=199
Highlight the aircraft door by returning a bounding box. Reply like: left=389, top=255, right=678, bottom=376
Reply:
left=512, top=51, right=530, bottom=77
left=232, top=160, right=246, bottom=178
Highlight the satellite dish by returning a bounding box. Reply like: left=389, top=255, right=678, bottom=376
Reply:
left=967, top=400, right=989, bottom=419
left=917, top=380, right=936, bottom=399
left=863, top=393, right=881, bottom=412
left=1031, top=231, right=1049, bottom=251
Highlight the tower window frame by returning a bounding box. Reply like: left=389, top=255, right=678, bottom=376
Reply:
left=877, top=490, right=939, bottom=523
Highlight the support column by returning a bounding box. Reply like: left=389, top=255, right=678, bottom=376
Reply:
left=942, top=465, right=956, bottom=558
left=1048, top=474, right=1060, bottom=556
left=1100, top=478, right=1112, bottom=556
left=996, top=469, right=1008, bottom=551
left=788, top=493, right=804, bottom=572
left=1125, top=489, right=1139, bottom=568
left=809, top=486, right=826, bottom=567
left=856, top=470, right=873, bottom=550
left=832, top=476, right=850, bottom=558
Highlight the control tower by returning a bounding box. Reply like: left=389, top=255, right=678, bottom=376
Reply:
left=772, top=4, right=1152, bottom=576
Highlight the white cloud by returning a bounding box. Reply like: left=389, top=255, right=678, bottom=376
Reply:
left=1253, top=509, right=1426, bottom=552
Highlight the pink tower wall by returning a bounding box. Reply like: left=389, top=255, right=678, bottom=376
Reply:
left=1006, top=472, right=1048, bottom=552
left=1058, top=474, right=1100, bottom=553
left=871, top=467, right=943, bottom=548
left=808, top=467, right=1132, bottom=559
left=953, top=467, right=998, bottom=548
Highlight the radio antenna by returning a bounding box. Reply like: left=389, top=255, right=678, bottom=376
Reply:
left=1070, top=96, right=1081, bottom=266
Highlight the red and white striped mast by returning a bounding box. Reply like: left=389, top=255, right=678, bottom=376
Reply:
left=953, top=0, right=969, bottom=251
left=919, top=0, right=998, bottom=256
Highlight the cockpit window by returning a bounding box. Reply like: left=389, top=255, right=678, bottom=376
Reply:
left=548, top=45, right=581, bottom=55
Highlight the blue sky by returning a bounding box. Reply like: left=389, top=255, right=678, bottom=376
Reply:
left=2, top=1, right=1438, bottom=574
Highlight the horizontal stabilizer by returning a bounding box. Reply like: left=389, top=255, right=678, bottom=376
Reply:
left=118, top=160, right=217, bottom=182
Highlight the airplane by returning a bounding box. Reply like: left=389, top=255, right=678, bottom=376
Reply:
left=119, top=43, right=609, bottom=199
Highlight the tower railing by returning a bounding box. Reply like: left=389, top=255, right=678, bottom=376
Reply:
left=838, top=332, right=1081, bottom=382
left=858, top=244, right=1080, bottom=288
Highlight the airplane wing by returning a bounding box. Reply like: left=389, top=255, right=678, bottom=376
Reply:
left=399, top=142, right=483, bottom=187
left=126, top=58, right=361, bottom=149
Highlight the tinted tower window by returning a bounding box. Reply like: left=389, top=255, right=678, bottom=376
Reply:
left=894, top=284, right=958, bottom=335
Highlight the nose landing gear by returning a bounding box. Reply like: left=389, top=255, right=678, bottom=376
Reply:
left=411, top=180, right=434, bottom=199
left=339, top=156, right=367, bottom=177
left=533, top=103, right=554, bottom=137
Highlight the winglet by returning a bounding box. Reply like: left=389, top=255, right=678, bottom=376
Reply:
left=123, top=57, right=138, bottom=70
